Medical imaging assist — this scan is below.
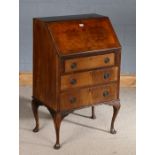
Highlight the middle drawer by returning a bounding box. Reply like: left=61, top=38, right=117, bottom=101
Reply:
left=61, top=66, right=118, bottom=90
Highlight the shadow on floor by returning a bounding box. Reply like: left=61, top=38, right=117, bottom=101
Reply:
left=72, top=112, right=92, bottom=119
left=19, top=96, right=50, bottom=120
left=64, top=118, right=110, bottom=133
left=61, top=117, right=110, bottom=145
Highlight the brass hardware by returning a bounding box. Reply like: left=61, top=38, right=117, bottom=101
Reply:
left=70, top=79, right=77, bottom=85
left=103, top=73, right=110, bottom=79
left=71, top=62, right=77, bottom=69
left=70, top=97, right=76, bottom=104
left=104, top=57, right=110, bottom=64
left=103, top=91, right=109, bottom=97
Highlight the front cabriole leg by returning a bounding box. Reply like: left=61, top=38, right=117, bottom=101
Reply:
left=110, top=100, right=121, bottom=134
left=53, top=113, right=62, bottom=149
left=48, top=109, right=68, bottom=150
left=31, top=98, right=40, bottom=132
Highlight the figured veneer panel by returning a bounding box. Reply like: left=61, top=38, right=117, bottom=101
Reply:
left=60, top=83, right=117, bottom=111
left=33, top=19, right=59, bottom=110
left=61, top=67, right=118, bottom=90
left=47, top=17, right=121, bottom=56
left=64, top=53, right=115, bottom=73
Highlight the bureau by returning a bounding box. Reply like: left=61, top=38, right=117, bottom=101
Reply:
left=32, top=14, right=121, bottom=149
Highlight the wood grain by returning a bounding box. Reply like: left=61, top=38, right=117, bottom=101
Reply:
left=33, top=19, right=59, bottom=110
left=47, top=17, right=121, bottom=56
left=61, top=67, right=118, bottom=90
left=64, top=53, right=115, bottom=73
left=60, top=83, right=117, bottom=111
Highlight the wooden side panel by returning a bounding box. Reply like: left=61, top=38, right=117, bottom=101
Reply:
left=61, top=67, right=118, bottom=90
left=33, top=19, right=58, bottom=110
left=115, top=50, right=121, bottom=98
left=64, top=53, right=115, bottom=73
left=60, top=83, right=117, bottom=111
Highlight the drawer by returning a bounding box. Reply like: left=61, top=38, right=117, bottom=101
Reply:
left=64, top=53, right=115, bottom=73
left=61, top=67, right=118, bottom=90
left=60, top=83, right=117, bottom=111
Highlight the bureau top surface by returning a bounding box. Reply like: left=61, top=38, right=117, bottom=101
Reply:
left=35, top=14, right=121, bottom=56
left=38, top=14, right=103, bottom=22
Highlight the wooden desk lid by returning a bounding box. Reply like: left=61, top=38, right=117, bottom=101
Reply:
left=39, top=14, right=121, bottom=56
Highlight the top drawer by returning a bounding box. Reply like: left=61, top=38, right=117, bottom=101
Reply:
left=64, top=53, right=115, bottom=73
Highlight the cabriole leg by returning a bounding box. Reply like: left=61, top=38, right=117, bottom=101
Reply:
left=91, top=106, right=96, bottom=119
left=31, top=99, right=40, bottom=132
left=48, top=109, right=68, bottom=150
left=110, top=102, right=121, bottom=134
left=53, top=113, right=62, bottom=149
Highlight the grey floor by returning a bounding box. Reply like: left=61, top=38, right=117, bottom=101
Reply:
left=19, top=87, right=136, bottom=155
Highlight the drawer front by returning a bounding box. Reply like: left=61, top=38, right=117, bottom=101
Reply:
left=61, top=67, right=118, bottom=90
left=64, top=53, right=115, bottom=73
left=60, top=83, right=117, bottom=111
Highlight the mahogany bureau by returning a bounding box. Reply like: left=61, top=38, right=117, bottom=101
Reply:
left=32, top=14, right=121, bottom=149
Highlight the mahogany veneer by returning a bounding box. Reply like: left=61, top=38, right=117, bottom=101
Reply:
left=32, top=13, right=121, bottom=149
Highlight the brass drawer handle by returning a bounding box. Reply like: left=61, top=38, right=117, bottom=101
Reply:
left=104, top=57, right=110, bottom=64
left=103, top=73, right=110, bottom=79
left=71, top=62, right=77, bottom=69
left=70, top=79, right=77, bottom=85
left=103, top=91, right=109, bottom=97
left=70, top=97, right=76, bottom=104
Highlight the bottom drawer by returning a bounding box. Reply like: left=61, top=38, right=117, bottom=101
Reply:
left=60, top=83, right=117, bottom=111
